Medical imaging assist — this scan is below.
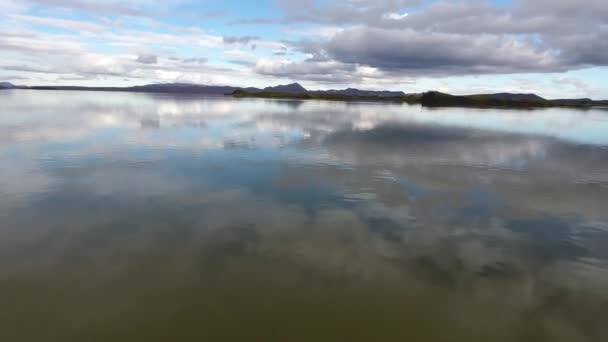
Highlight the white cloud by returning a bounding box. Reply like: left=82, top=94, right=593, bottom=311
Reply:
left=382, top=12, right=408, bottom=20
left=224, top=49, right=257, bottom=60
left=7, top=14, right=104, bottom=31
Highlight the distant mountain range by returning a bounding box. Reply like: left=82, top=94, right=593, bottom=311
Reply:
left=0, top=82, right=15, bottom=89
left=4, top=82, right=411, bottom=99
left=311, top=88, right=406, bottom=98
left=2, top=81, right=607, bottom=108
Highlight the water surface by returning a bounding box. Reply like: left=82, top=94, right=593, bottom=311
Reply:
left=1, top=90, right=608, bottom=341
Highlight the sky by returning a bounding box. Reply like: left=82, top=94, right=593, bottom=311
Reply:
left=0, top=0, right=607, bottom=99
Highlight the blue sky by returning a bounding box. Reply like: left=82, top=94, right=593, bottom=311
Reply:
left=0, top=0, right=607, bottom=99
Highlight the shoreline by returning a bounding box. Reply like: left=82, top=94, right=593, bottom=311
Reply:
left=2, top=86, right=606, bottom=110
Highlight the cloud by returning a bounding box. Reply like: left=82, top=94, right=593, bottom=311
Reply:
left=323, top=27, right=562, bottom=76
left=254, top=58, right=357, bottom=83
left=266, top=0, right=608, bottom=81
left=181, top=57, right=208, bottom=64
left=136, top=54, right=158, bottom=64
left=232, top=17, right=280, bottom=25
left=222, top=35, right=259, bottom=44
left=2, top=64, right=64, bottom=74
left=21, top=0, right=173, bottom=16
left=7, top=14, right=104, bottom=31
left=253, top=56, right=415, bottom=88
left=275, top=0, right=424, bottom=25
left=0, top=74, right=29, bottom=80
left=0, top=31, right=85, bottom=56
left=224, top=49, right=257, bottom=60
left=382, top=12, right=408, bottom=20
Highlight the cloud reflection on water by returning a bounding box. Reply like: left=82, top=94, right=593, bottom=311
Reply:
left=0, top=90, right=607, bottom=341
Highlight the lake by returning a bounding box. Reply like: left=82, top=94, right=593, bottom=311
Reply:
left=1, top=89, right=607, bottom=341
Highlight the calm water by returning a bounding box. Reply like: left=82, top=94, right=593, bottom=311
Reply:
left=1, top=90, right=608, bottom=341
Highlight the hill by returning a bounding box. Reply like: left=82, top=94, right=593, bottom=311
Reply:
left=25, top=83, right=241, bottom=95
left=0, top=82, right=15, bottom=89
left=233, top=83, right=415, bottom=102
left=263, top=83, right=307, bottom=94
left=420, top=91, right=599, bottom=108
left=311, top=88, right=406, bottom=98
left=478, top=93, right=546, bottom=102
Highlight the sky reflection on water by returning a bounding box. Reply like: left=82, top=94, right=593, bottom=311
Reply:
left=1, top=90, right=607, bottom=341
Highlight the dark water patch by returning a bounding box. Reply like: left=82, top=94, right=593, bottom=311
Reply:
left=507, top=215, right=590, bottom=262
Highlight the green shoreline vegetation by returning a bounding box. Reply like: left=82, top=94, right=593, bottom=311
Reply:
left=231, top=89, right=422, bottom=104
left=233, top=89, right=603, bottom=109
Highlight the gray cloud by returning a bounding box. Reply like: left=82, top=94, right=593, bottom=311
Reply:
left=2, top=64, right=64, bottom=74
left=255, top=59, right=362, bottom=84
left=232, top=17, right=280, bottom=25
left=23, top=0, right=169, bottom=16
left=222, top=35, right=259, bottom=44
left=276, top=0, right=424, bottom=25
left=181, top=10, right=226, bottom=20
left=136, top=54, right=158, bottom=64
left=229, top=59, right=256, bottom=67
left=277, top=0, right=607, bottom=32
left=324, top=28, right=562, bottom=76
left=266, top=0, right=608, bottom=79
left=181, top=57, right=208, bottom=64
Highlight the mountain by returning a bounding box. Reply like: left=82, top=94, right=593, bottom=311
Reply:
left=481, top=93, right=547, bottom=102
left=419, top=91, right=605, bottom=108
left=421, top=91, right=552, bottom=108
left=25, top=83, right=240, bottom=95
left=257, top=84, right=406, bottom=98
left=551, top=98, right=594, bottom=107
left=594, top=100, right=608, bottom=106
left=420, top=92, right=479, bottom=107
left=0, top=82, right=15, bottom=89
left=233, top=84, right=413, bottom=102
left=263, top=83, right=307, bottom=94
left=23, top=83, right=257, bottom=96
left=128, top=83, right=238, bottom=95
left=312, top=88, right=406, bottom=98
